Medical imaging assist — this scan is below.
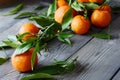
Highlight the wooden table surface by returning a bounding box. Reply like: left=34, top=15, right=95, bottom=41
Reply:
left=0, top=0, right=120, bottom=80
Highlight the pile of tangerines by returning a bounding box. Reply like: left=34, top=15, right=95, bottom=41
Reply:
left=55, top=0, right=111, bottom=34
left=11, top=0, right=112, bottom=73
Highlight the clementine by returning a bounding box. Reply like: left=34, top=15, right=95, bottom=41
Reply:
left=91, top=9, right=111, bottom=28
left=57, top=0, right=68, bottom=8
left=54, top=5, right=78, bottom=24
left=11, top=48, right=38, bottom=72
left=19, top=23, right=39, bottom=41
left=77, top=0, right=89, bottom=2
left=89, top=0, right=105, bottom=3
left=98, top=5, right=112, bottom=13
left=71, top=15, right=90, bottom=34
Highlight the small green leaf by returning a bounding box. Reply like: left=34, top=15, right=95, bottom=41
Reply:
left=83, top=3, right=99, bottom=9
left=33, top=58, right=77, bottom=75
left=31, top=42, right=40, bottom=70
left=3, top=36, right=21, bottom=48
left=102, top=0, right=110, bottom=5
left=0, top=43, right=11, bottom=49
left=68, top=0, right=74, bottom=6
left=3, top=3, right=24, bottom=16
left=17, top=32, right=31, bottom=41
left=15, top=12, right=37, bottom=19
left=21, top=73, right=54, bottom=80
left=71, top=1, right=85, bottom=12
left=57, top=32, right=74, bottom=38
left=57, top=32, right=73, bottom=45
left=0, top=58, right=8, bottom=65
left=35, top=5, right=45, bottom=10
left=62, top=8, right=72, bottom=31
left=30, top=16, right=55, bottom=27
left=91, top=33, right=110, bottom=39
left=47, top=0, right=57, bottom=17
left=14, top=42, right=32, bottom=55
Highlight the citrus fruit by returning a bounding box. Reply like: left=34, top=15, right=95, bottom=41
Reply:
left=11, top=48, right=38, bottom=72
left=71, top=15, right=90, bottom=34
left=19, top=23, right=39, bottom=41
left=57, top=0, right=68, bottom=8
left=54, top=5, right=78, bottom=24
left=99, top=5, right=112, bottom=13
left=89, top=0, right=105, bottom=3
left=91, top=9, right=111, bottom=28
left=77, top=0, right=89, bottom=2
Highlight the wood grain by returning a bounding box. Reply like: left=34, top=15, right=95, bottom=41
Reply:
left=0, top=0, right=120, bottom=80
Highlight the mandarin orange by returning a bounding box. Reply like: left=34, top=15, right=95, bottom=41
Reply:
left=11, top=48, right=38, bottom=72
left=71, top=15, right=90, bottom=34
left=19, top=23, right=39, bottom=41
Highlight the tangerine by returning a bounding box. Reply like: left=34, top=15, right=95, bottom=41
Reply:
left=77, top=0, right=89, bottom=2
left=91, top=9, right=111, bottom=28
left=71, top=15, right=90, bottom=34
left=19, top=23, right=39, bottom=41
left=57, top=0, right=68, bottom=8
left=98, top=5, right=112, bottom=13
left=11, top=48, right=38, bottom=72
left=89, top=0, right=105, bottom=3
left=54, top=5, right=78, bottom=24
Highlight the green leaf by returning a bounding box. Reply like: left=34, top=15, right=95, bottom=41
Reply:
left=15, top=12, right=37, bottom=19
left=35, top=5, right=45, bottom=10
left=0, top=43, right=11, bottom=49
left=31, top=42, right=40, bottom=70
left=56, top=32, right=73, bottom=45
left=62, top=8, right=72, bottom=31
left=91, top=33, right=110, bottom=39
left=3, top=3, right=24, bottom=16
left=17, top=32, right=31, bottom=41
left=14, top=42, right=32, bottom=55
left=102, top=0, right=110, bottom=5
left=21, top=73, right=54, bottom=80
left=83, top=3, right=99, bottom=9
left=47, top=0, right=57, bottom=17
left=3, top=36, right=21, bottom=48
left=68, top=0, right=74, bottom=6
left=0, top=58, right=8, bottom=65
left=30, top=16, right=55, bottom=27
left=71, top=1, right=85, bottom=12
left=33, top=58, right=77, bottom=75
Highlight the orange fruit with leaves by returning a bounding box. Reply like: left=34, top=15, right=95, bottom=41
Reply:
left=11, top=48, right=38, bottom=72
left=19, top=23, right=39, bottom=41
left=77, top=0, right=89, bottom=2
left=91, top=9, right=111, bottom=28
left=54, top=5, right=78, bottom=24
left=71, top=15, right=90, bottom=34
left=89, top=0, right=105, bottom=3
left=57, top=0, right=68, bottom=8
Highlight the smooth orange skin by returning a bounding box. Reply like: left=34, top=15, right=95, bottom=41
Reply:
left=77, top=0, right=89, bottom=2
left=71, top=15, right=90, bottom=34
left=91, top=10, right=111, bottom=28
left=89, top=0, right=105, bottom=3
left=54, top=5, right=78, bottom=24
left=99, top=5, right=112, bottom=13
left=57, top=0, right=68, bottom=8
left=19, top=23, right=39, bottom=41
left=11, top=48, right=38, bottom=72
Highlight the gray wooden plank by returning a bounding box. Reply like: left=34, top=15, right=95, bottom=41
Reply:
left=59, top=15, right=120, bottom=80
left=0, top=0, right=119, bottom=80
left=113, top=70, right=120, bottom=80
left=0, top=0, right=49, bottom=33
